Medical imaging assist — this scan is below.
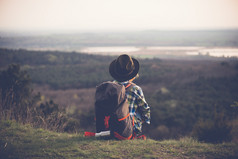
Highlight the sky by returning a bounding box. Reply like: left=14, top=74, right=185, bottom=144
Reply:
left=0, top=0, right=238, bottom=32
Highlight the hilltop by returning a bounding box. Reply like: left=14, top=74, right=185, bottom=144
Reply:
left=1, top=48, right=238, bottom=142
left=0, top=120, right=237, bottom=159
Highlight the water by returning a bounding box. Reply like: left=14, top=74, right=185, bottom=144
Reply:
left=186, top=48, right=238, bottom=57
left=79, top=46, right=238, bottom=57
left=80, top=46, right=140, bottom=54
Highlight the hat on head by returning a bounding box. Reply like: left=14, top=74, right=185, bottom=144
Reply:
left=109, top=54, right=139, bottom=82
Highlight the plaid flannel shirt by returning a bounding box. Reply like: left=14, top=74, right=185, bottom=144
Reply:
left=115, top=81, right=151, bottom=134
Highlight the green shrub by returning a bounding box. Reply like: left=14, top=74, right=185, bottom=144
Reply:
left=192, top=112, right=232, bottom=143
left=63, top=118, right=80, bottom=133
left=0, top=64, right=32, bottom=121
left=0, top=64, right=81, bottom=133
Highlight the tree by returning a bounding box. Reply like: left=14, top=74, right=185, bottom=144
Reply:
left=0, top=64, right=32, bottom=121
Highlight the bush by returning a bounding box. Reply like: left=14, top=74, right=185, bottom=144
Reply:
left=31, top=99, right=81, bottom=132
left=63, top=118, right=80, bottom=133
left=192, top=112, right=232, bottom=143
left=0, top=64, right=81, bottom=133
left=0, top=64, right=32, bottom=121
left=230, top=119, right=238, bottom=143
left=147, top=125, right=170, bottom=140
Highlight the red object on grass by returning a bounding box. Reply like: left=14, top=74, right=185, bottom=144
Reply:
left=84, top=131, right=96, bottom=137
left=84, top=131, right=146, bottom=140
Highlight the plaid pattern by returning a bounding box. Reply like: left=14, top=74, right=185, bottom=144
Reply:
left=116, top=81, right=150, bottom=134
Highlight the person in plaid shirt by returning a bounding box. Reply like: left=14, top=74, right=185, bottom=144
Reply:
left=109, top=54, right=151, bottom=135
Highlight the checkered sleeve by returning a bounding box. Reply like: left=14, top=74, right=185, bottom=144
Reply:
left=133, top=85, right=151, bottom=124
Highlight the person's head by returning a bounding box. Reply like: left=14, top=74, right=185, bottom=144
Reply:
left=109, top=54, right=139, bottom=82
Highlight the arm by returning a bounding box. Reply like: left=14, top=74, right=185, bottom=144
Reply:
left=134, top=86, right=151, bottom=124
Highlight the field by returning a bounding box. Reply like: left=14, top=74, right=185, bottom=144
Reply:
left=1, top=48, right=238, bottom=139
left=31, top=58, right=238, bottom=111
left=1, top=120, right=237, bottom=159
left=1, top=47, right=238, bottom=158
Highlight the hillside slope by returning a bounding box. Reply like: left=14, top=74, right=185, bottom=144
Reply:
left=0, top=120, right=237, bottom=159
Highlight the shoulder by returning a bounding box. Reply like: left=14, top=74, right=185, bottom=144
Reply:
left=129, top=83, right=143, bottom=94
left=128, top=82, right=140, bottom=89
left=131, top=84, right=142, bottom=91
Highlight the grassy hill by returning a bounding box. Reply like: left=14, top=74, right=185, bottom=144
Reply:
left=1, top=48, right=238, bottom=142
left=0, top=120, right=237, bottom=159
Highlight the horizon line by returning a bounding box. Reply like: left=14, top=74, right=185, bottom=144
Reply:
left=1, top=27, right=238, bottom=36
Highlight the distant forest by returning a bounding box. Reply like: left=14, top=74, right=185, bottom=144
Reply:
left=1, top=30, right=238, bottom=51
left=1, top=48, right=238, bottom=143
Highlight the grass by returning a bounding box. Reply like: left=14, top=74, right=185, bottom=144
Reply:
left=0, top=120, right=237, bottom=159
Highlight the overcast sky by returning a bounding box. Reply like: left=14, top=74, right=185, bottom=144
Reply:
left=0, top=0, right=238, bottom=32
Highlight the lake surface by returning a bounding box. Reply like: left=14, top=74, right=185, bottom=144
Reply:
left=79, top=46, right=238, bottom=58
